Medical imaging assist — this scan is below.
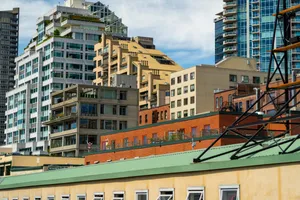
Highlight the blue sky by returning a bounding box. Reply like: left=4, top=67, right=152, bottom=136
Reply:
left=3, top=0, right=222, bottom=68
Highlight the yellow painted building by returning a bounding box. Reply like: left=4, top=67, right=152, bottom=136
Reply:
left=93, top=34, right=183, bottom=110
left=0, top=136, right=300, bottom=199
left=0, top=155, right=84, bottom=176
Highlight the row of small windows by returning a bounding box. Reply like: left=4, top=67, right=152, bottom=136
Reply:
left=171, top=72, right=195, bottom=85
left=171, top=96, right=195, bottom=108
left=3, top=186, right=239, bottom=200
left=229, top=74, right=264, bottom=84
left=171, top=108, right=195, bottom=119
left=139, top=110, right=168, bottom=124
left=171, top=84, right=195, bottom=96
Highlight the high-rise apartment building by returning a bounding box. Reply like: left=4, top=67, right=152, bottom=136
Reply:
left=4, top=0, right=127, bottom=155
left=215, top=0, right=299, bottom=72
left=0, top=8, right=19, bottom=145
left=93, top=34, right=183, bottom=110
left=215, top=12, right=224, bottom=64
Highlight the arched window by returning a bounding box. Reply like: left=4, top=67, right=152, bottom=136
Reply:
left=220, top=96, right=223, bottom=108
left=216, top=97, right=219, bottom=109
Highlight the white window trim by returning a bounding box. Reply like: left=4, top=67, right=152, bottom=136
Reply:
left=61, top=194, right=70, bottom=200
left=94, top=192, right=104, bottom=200
left=47, top=195, right=55, bottom=200
left=157, top=188, right=174, bottom=200
left=135, top=190, right=148, bottom=200
left=113, top=191, right=125, bottom=200
left=219, top=185, right=239, bottom=200
left=77, top=194, right=86, bottom=200
left=186, top=187, right=205, bottom=200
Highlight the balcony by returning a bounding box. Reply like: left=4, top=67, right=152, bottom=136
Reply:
left=223, top=9, right=237, bottom=16
left=224, top=53, right=237, bottom=58
left=44, top=113, right=77, bottom=125
left=223, top=16, right=237, bottom=23
left=223, top=1, right=237, bottom=9
left=253, top=46, right=260, bottom=50
left=252, top=0, right=259, bottom=4
left=223, top=24, right=237, bottom=31
left=252, top=6, right=260, bottom=11
left=223, top=31, right=237, bottom=38
left=224, top=47, right=237, bottom=53
left=223, top=39, right=237, bottom=45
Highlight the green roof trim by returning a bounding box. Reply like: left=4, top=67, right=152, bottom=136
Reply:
left=101, top=111, right=251, bottom=136
left=0, top=136, right=300, bottom=190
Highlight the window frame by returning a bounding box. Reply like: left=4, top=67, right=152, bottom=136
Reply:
left=61, top=194, right=70, bottom=200
left=34, top=197, right=42, bottom=200
left=219, top=185, right=239, bottom=200
left=135, top=189, right=148, bottom=200
left=156, top=188, right=174, bottom=200
left=94, top=192, right=104, bottom=200
left=186, top=187, right=205, bottom=200
left=77, top=194, right=86, bottom=200
left=23, top=198, right=29, bottom=200
left=113, top=191, right=125, bottom=200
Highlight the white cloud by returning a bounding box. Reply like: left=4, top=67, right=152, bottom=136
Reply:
left=2, top=0, right=223, bottom=66
left=1, top=0, right=53, bottom=41
left=100, top=0, right=223, bottom=60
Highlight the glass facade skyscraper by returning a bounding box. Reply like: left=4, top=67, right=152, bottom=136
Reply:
left=215, top=15, right=224, bottom=63
left=0, top=8, right=19, bottom=145
left=215, top=0, right=298, bottom=72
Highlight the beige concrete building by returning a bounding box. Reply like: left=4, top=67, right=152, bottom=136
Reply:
left=93, top=34, right=183, bottom=110
left=1, top=136, right=300, bottom=199
left=170, top=57, right=273, bottom=120
left=0, top=154, right=83, bottom=177
left=44, top=84, right=139, bottom=157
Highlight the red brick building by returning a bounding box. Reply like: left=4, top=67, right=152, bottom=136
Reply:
left=85, top=111, right=263, bottom=164
left=138, top=105, right=170, bottom=126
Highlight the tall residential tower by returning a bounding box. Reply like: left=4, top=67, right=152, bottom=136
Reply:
left=0, top=8, right=19, bottom=145
left=4, top=0, right=127, bottom=155
left=215, top=0, right=299, bottom=72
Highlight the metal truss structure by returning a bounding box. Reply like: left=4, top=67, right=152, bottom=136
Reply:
left=194, top=1, right=300, bottom=163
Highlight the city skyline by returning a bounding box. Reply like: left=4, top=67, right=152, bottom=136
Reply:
left=1, top=0, right=223, bottom=68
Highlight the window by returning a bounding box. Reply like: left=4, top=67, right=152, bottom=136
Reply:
left=171, top=78, right=175, bottom=85
left=23, top=198, right=29, bottom=200
left=186, top=187, right=204, bottom=200
left=35, top=197, right=41, bottom=200
left=120, top=91, right=127, bottom=100
left=47, top=197, right=54, bottom=200
left=171, top=89, right=175, bottom=97
left=190, top=72, right=195, bottom=80
left=219, top=96, right=223, bottom=108
left=61, top=195, right=70, bottom=200
left=77, top=194, right=86, bottom=200
left=190, top=108, right=195, bottom=116
left=184, top=110, right=188, bottom=117
left=177, top=76, right=182, bottom=83
left=184, top=98, right=188, bottom=105
left=219, top=185, right=239, bottom=200
left=190, top=96, right=195, bottom=104
left=216, top=97, right=219, bottom=108
left=145, top=114, right=148, bottom=123
left=184, top=74, right=188, bottom=81
left=177, top=99, right=182, bottom=107
left=136, top=190, right=148, bottom=200
left=156, top=189, right=174, bottom=200
left=177, top=88, right=182, bottom=95
left=229, top=74, right=237, bottom=82
left=253, top=76, right=260, bottom=84
left=171, top=112, right=175, bottom=120
left=190, top=84, right=195, bottom=92
left=120, top=106, right=127, bottom=115
left=119, top=121, right=127, bottom=130
left=241, top=75, right=249, bottom=83
left=171, top=101, right=175, bottom=108
left=177, top=111, right=182, bottom=119
left=184, top=86, right=188, bottom=94
left=139, top=115, right=142, bottom=124
left=113, top=192, right=124, bottom=200
left=94, top=193, right=104, bottom=200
